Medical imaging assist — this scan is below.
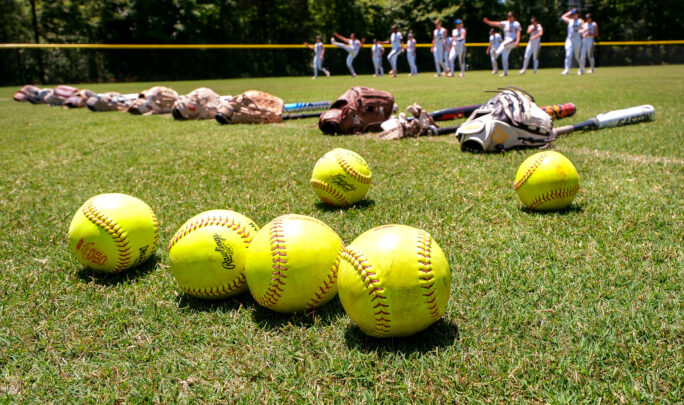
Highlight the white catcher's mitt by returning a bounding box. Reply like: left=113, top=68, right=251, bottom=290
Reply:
left=456, top=87, right=553, bottom=152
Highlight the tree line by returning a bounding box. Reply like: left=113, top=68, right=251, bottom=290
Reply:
left=1, top=0, right=682, bottom=85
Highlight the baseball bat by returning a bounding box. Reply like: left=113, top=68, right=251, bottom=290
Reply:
left=426, top=103, right=577, bottom=136
left=282, top=112, right=322, bottom=120
left=283, top=101, right=330, bottom=113
left=553, top=105, right=655, bottom=136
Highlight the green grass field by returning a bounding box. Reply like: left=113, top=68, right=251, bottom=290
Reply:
left=1, top=65, right=682, bottom=403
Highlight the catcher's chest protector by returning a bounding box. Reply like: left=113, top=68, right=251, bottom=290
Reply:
left=319, top=87, right=395, bottom=134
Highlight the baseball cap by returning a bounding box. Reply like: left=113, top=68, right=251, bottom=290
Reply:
left=454, top=19, right=462, bottom=24
left=570, top=8, right=578, bottom=14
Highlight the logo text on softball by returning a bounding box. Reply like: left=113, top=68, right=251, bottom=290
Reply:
left=213, top=234, right=235, bottom=270
left=133, top=245, right=149, bottom=266
left=331, top=174, right=356, bottom=191
left=79, top=241, right=108, bottom=266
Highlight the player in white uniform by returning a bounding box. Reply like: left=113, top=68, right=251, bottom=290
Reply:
left=484, top=11, right=521, bottom=76
left=486, top=29, right=502, bottom=74
left=580, top=13, right=599, bottom=74
left=405, top=33, right=418, bottom=76
left=444, top=35, right=452, bottom=75
left=381, top=26, right=403, bottom=77
left=331, top=32, right=365, bottom=78
left=561, top=9, right=584, bottom=75
left=371, top=39, right=385, bottom=76
left=520, top=17, right=543, bottom=74
left=304, top=36, right=330, bottom=79
left=431, top=19, right=448, bottom=77
left=447, top=19, right=467, bottom=77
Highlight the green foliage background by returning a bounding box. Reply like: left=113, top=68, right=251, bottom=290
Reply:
left=1, top=1, right=683, bottom=84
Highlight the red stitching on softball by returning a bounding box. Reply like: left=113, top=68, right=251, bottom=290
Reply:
left=417, top=231, right=440, bottom=319
left=513, top=152, right=549, bottom=191
left=254, top=217, right=288, bottom=308
left=334, top=149, right=372, bottom=185
left=180, top=273, right=247, bottom=298
left=82, top=199, right=135, bottom=273
left=306, top=246, right=342, bottom=310
left=342, top=247, right=390, bottom=336
left=310, top=179, right=351, bottom=205
left=529, top=184, right=580, bottom=209
left=168, top=214, right=254, bottom=251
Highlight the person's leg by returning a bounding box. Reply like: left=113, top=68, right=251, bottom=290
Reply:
left=562, top=38, right=572, bottom=74
left=313, top=56, right=319, bottom=78
left=458, top=46, right=466, bottom=76
left=501, top=47, right=510, bottom=76
left=533, top=43, right=540, bottom=73
left=346, top=53, right=356, bottom=77
left=448, top=48, right=457, bottom=76
left=521, top=43, right=532, bottom=73
left=490, top=53, right=498, bottom=74
left=433, top=48, right=443, bottom=76
left=573, top=39, right=582, bottom=74
left=586, top=39, right=595, bottom=72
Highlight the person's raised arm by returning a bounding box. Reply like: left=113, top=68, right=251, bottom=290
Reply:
left=304, top=42, right=313, bottom=50
left=561, top=11, right=573, bottom=24
left=483, top=17, right=502, bottom=29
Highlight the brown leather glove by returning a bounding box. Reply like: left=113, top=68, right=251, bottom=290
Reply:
left=319, top=87, right=395, bottom=135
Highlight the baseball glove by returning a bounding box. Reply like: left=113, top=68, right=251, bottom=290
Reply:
left=64, top=89, right=96, bottom=108
left=456, top=87, right=553, bottom=152
left=215, top=90, right=283, bottom=124
left=377, top=103, right=437, bottom=140
left=86, top=92, right=136, bottom=112
left=319, top=87, right=395, bottom=135
left=172, top=87, right=223, bottom=120
left=13, top=85, right=40, bottom=102
left=126, top=86, right=179, bottom=115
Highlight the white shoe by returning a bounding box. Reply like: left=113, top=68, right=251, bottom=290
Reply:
left=459, top=73, right=464, bottom=78
left=434, top=74, right=441, bottom=77
left=561, top=70, right=569, bottom=75
left=577, top=70, right=583, bottom=75
left=312, top=76, right=317, bottom=80
left=519, top=69, right=526, bottom=74
left=499, top=72, right=507, bottom=77
left=491, top=70, right=498, bottom=75
left=325, top=71, right=330, bottom=77
left=588, top=69, right=594, bottom=74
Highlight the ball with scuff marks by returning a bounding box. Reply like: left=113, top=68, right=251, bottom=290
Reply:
left=337, top=224, right=451, bottom=337
left=68, top=193, right=158, bottom=273
left=514, top=151, right=580, bottom=211
left=310, top=148, right=372, bottom=206
left=245, top=214, right=344, bottom=313
left=168, top=210, right=259, bottom=299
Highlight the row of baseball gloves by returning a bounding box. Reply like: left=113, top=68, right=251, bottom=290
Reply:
left=13, top=83, right=561, bottom=152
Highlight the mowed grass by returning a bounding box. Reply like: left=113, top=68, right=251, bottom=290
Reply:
left=0, top=65, right=682, bottom=403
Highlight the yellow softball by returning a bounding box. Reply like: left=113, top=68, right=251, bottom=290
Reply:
left=245, top=214, right=344, bottom=313
left=168, top=210, right=259, bottom=299
left=310, top=148, right=372, bottom=206
left=337, top=225, right=451, bottom=338
left=68, top=193, right=159, bottom=273
left=514, top=151, right=580, bottom=211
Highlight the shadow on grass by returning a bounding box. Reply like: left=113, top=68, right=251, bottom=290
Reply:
left=250, top=297, right=346, bottom=330
left=75, top=255, right=158, bottom=286
left=177, top=291, right=258, bottom=313
left=315, top=199, right=376, bottom=212
left=521, top=204, right=584, bottom=215
left=344, top=318, right=460, bottom=355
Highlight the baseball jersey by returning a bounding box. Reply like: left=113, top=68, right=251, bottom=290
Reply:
left=583, top=22, right=597, bottom=38
left=350, top=39, right=361, bottom=53
left=372, top=43, right=383, bottom=58
left=407, top=38, right=416, bottom=55
left=489, top=33, right=502, bottom=49
left=433, top=28, right=447, bottom=47
left=390, top=32, right=403, bottom=50
left=314, top=42, right=323, bottom=57
left=567, top=19, right=582, bottom=40
left=529, top=23, right=542, bottom=44
left=452, top=28, right=465, bottom=43
left=502, top=21, right=521, bottom=41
